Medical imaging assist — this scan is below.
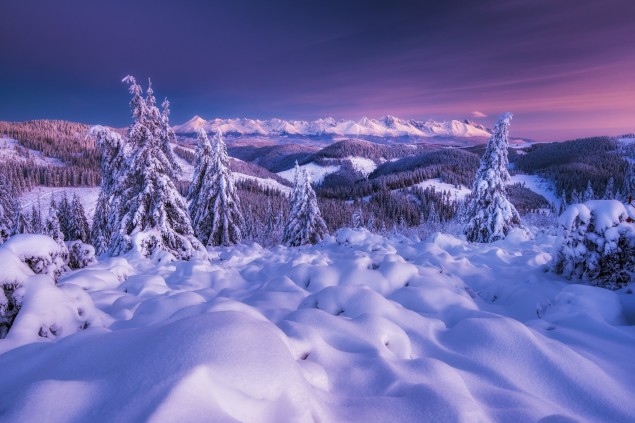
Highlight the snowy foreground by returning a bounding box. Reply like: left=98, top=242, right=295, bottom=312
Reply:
left=1, top=229, right=635, bottom=422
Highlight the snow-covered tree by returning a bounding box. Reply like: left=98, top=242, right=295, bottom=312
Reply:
left=109, top=76, right=202, bottom=259
left=351, top=208, right=364, bottom=229
left=558, top=190, right=568, bottom=215
left=67, top=194, right=90, bottom=242
left=57, top=193, right=71, bottom=239
left=0, top=175, right=17, bottom=244
left=623, top=162, right=635, bottom=201
left=11, top=210, right=31, bottom=235
left=45, top=206, right=65, bottom=246
left=283, top=169, right=328, bottom=247
left=190, top=130, right=244, bottom=246
left=583, top=180, right=594, bottom=202
left=603, top=177, right=615, bottom=200
left=464, top=113, right=525, bottom=242
left=187, top=128, right=213, bottom=224
left=427, top=202, right=439, bottom=225
left=30, top=204, right=42, bottom=234
left=571, top=188, right=580, bottom=205
left=89, top=125, right=127, bottom=255
left=553, top=200, right=635, bottom=289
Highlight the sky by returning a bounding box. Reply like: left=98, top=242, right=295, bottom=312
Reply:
left=1, top=0, right=633, bottom=141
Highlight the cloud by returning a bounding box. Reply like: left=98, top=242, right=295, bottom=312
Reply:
left=471, top=111, right=487, bottom=118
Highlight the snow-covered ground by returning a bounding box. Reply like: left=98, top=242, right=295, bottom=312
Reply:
left=509, top=174, right=559, bottom=205
left=278, top=162, right=340, bottom=184
left=346, top=156, right=377, bottom=177
left=0, top=137, right=63, bottom=167
left=234, top=172, right=291, bottom=195
left=19, top=186, right=100, bottom=223
left=414, top=178, right=472, bottom=200
left=1, top=229, right=634, bottom=422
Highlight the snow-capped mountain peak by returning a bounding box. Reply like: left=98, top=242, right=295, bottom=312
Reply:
left=173, top=116, right=492, bottom=138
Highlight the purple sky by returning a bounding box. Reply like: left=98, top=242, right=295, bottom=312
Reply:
left=1, top=0, right=633, bottom=141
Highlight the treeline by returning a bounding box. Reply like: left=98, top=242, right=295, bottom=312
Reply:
left=514, top=137, right=628, bottom=200
left=0, top=160, right=100, bottom=193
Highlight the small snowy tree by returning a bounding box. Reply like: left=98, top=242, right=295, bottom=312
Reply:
left=57, top=193, right=71, bottom=239
left=427, top=202, right=439, bottom=225
left=553, top=200, right=635, bottom=289
left=558, top=190, right=568, bottom=215
left=68, top=194, right=90, bottom=242
left=603, top=177, right=615, bottom=200
left=351, top=208, right=364, bottom=229
left=110, top=76, right=202, bottom=259
left=623, top=162, right=635, bottom=201
left=45, top=207, right=65, bottom=246
left=0, top=175, right=17, bottom=243
left=464, top=112, right=525, bottom=242
left=583, top=180, right=594, bottom=202
left=30, top=204, right=42, bottom=234
left=283, top=169, right=328, bottom=247
left=190, top=130, right=244, bottom=246
left=571, top=188, right=580, bottom=205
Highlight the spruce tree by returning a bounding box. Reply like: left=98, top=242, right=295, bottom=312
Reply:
left=351, top=208, right=364, bottom=229
left=187, top=128, right=212, bottom=226
left=89, top=125, right=127, bottom=254
left=571, top=188, right=580, bottom=204
left=0, top=175, right=17, bottom=244
left=603, top=177, right=615, bottom=200
left=68, top=194, right=90, bottom=242
left=283, top=169, right=328, bottom=246
left=58, top=192, right=71, bottom=239
left=110, top=76, right=202, bottom=259
left=558, top=190, right=568, bottom=215
left=191, top=130, right=244, bottom=246
left=583, top=180, right=594, bottom=202
left=45, top=207, right=64, bottom=246
left=464, top=112, right=525, bottom=242
left=30, top=204, right=42, bottom=234
left=623, top=162, right=635, bottom=201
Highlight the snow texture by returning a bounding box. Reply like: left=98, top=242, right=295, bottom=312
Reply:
left=0, top=229, right=633, bottom=421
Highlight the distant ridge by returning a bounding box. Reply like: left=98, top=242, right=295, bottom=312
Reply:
left=173, top=115, right=492, bottom=138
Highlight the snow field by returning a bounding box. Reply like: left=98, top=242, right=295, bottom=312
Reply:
left=0, top=229, right=634, bottom=421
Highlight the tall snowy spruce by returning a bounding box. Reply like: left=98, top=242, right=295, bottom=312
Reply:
left=190, top=130, right=244, bottom=246
left=464, top=112, right=525, bottom=242
left=89, top=125, right=127, bottom=254
left=283, top=168, right=328, bottom=247
left=109, top=76, right=202, bottom=259
left=187, top=128, right=213, bottom=226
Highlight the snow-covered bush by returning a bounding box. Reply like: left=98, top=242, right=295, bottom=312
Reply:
left=3, top=234, right=68, bottom=281
left=66, top=240, right=96, bottom=270
left=553, top=200, right=635, bottom=289
left=0, top=234, right=105, bottom=341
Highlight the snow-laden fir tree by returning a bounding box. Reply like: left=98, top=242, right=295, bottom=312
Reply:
left=68, top=194, right=90, bottom=242
left=30, top=204, right=42, bottom=234
left=464, top=112, right=525, bottom=242
left=187, top=128, right=213, bottom=225
left=109, top=76, right=202, bottom=259
left=45, top=207, right=65, bottom=246
left=553, top=200, right=635, bottom=289
left=427, top=202, right=439, bottom=225
left=89, top=125, right=127, bottom=254
left=57, top=193, right=71, bottom=239
left=623, top=162, right=635, bottom=201
left=603, top=177, right=614, bottom=200
left=190, top=130, right=244, bottom=246
left=283, top=169, right=328, bottom=246
left=583, top=180, right=594, bottom=202
left=571, top=188, right=580, bottom=205
left=11, top=210, right=31, bottom=235
left=0, top=174, right=17, bottom=244
left=558, top=189, right=568, bottom=215
left=351, top=208, right=364, bottom=229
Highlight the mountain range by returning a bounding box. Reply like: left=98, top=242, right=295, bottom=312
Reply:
left=173, top=115, right=492, bottom=138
